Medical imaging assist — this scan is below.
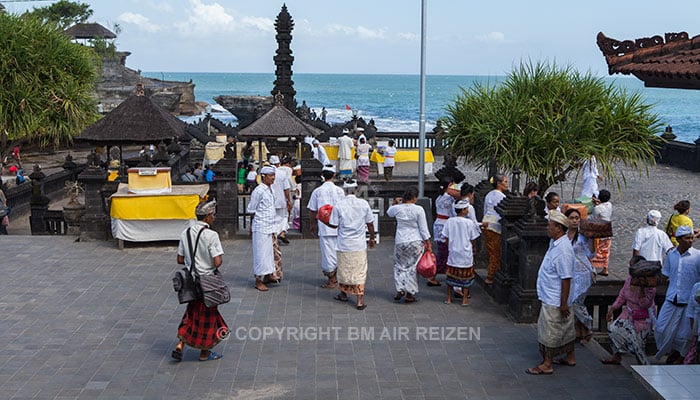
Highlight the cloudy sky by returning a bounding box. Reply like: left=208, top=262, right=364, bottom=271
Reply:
left=6, top=0, right=700, bottom=75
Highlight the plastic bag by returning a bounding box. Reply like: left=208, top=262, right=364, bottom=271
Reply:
left=417, top=248, right=437, bottom=278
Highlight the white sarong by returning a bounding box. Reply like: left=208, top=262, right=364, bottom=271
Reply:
left=275, top=207, right=289, bottom=234
left=655, top=302, right=692, bottom=357
left=319, top=235, right=338, bottom=275
left=252, top=231, right=275, bottom=277
left=337, top=250, right=367, bottom=285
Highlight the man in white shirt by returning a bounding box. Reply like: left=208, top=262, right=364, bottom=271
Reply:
left=382, top=140, right=397, bottom=181
left=527, top=211, right=576, bottom=375
left=269, top=155, right=292, bottom=245
left=247, top=165, right=280, bottom=291
left=307, top=165, right=346, bottom=288
left=326, top=180, right=375, bottom=310
left=631, top=210, right=673, bottom=264
left=655, top=225, right=700, bottom=363
left=337, top=130, right=355, bottom=181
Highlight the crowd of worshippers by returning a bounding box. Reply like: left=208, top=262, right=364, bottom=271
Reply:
left=175, top=152, right=700, bottom=369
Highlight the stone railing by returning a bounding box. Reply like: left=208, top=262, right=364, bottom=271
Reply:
left=656, top=139, right=700, bottom=172
left=374, top=132, right=444, bottom=155
left=4, top=169, right=74, bottom=217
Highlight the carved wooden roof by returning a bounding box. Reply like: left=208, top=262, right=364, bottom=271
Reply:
left=64, top=23, right=117, bottom=39
left=597, top=31, right=700, bottom=89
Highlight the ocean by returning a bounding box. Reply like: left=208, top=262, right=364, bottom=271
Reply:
left=144, top=72, right=700, bottom=143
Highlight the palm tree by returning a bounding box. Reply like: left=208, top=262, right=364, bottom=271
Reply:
left=440, top=61, right=664, bottom=195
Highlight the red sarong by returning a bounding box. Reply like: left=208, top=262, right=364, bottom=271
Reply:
left=177, top=300, right=229, bottom=350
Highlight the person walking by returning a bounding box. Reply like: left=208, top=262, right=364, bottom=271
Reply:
left=247, top=165, right=281, bottom=291
left=356, top=137, right=372, bottom=183
left=655, top=225, right=700, bottom=364
left=441, top=200, right=481, bottom=306
left=430, top=177, right=456, bottom=286
left=382, top=140, right=397, bottom=181
left=564, top=208, right=596, bottom=344
left=526, top=211, right=576, bottom=375
left=600, top=259, right=657, bottom=365
left=307, top=165, right=346, bottom=288
left=632, top=210, right=673, bottom=264
left=269, top=155, right=292, bottom=244
left=172, top=200, right=227, bottom=362
left=386, top=187, right=431, bottom=303
left=325, top=180, right=376, bottom=310
left=483, top=174, right=508, bottom=285
left=590, top=189, right=613, bottom=276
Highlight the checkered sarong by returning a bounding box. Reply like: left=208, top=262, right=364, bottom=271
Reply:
left=177, top=300, right=228, bottom=350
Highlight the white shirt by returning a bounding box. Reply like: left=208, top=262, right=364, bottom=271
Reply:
left=177, top=221, right=224, bottom=277
left=330, top=194, right=374, bottom=252
left=386, top=203, right=430, bottom=244
left=661, top=246, right=700, bottom=304
left=483, top=189, right=506, bottom=233
left=434, top=193, right=456, bottom=243
left=441, top=216, right=481, bottom=268
left=537, top=235, right=575, bottom=307
left=592, top=202, right=612, bottom=222
left=383, top=146, right=397, bottom=167
left=307, top=181, right=345, bottom=237
left=632, top=225, right=673, bottom=262
left=247, top=183, right=277, bottom=234
left=356, top=143, right=371, bottom=166
left=246, top=170, right=257, bottom=181
left=271, top=167, right=292, bottom=209
left=581, top=156, right=599, bottom=198
left=313, top=144, right=330, bottom=166
left=337, top=135, right=354, bottom=160
left=688, top=282, right=700, bottom=336
left=279, top=165, right=295, bottom=195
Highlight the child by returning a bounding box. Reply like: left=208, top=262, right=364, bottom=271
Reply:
left=440, top=200, right=481, bottom=306
left=591, top=189, right=613, bottom=275
left=685, top=283, right=700, bottom=364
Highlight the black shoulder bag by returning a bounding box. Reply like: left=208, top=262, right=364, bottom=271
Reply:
left=171, top=227, right=204, bottom=304
left=188, top=227, right=230, bottom=308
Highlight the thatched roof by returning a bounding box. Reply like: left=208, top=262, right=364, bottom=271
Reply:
left=64, top=23, right=117, bottom=39
left=76, top=89, right=187, bottom=145
left=239, top=103, right=322, bottom=138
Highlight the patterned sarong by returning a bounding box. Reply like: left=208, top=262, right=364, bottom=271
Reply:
left=591, top=237, right=611, bottom=269
left=394, top=241, right=423, bottom=295
left=357, top=165, right=370, bottom=183
left=178, top=300, right=229, bottom=350
left=484, top=229, right=501, bottom=281
left=339, top=159, right=354, bottom=179
left=273, top=233, right=283, bottom=281
left=538, top=303, right=575, bottom=358
left=435, top=241, right=449, bottom=275
left=609, top=317, right=650, bottom=365
left=445, top=265, right=475, bottom=288
left=337, top=249, right=367, bottom=295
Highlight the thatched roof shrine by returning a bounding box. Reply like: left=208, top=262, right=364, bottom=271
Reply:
left=597, top=31, right=700, bottom=89
left=76, top=84, right=187, bottom=145
left=64, top=22, right=117, bottom=40
left=239, top=93, right=321, bottom=138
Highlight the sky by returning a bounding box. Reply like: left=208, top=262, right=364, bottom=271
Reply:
left=5, top=0, right=700, bottom=76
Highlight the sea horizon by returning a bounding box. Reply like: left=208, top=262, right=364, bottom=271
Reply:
left=144, top=71, right=700, bottom=142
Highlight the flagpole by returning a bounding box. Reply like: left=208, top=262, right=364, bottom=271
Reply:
left=418, top=0, right=427, bottom=197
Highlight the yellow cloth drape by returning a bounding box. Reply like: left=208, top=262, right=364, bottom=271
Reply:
left=111, top=195, right=200, bottom=220
left=370, top=149, right=434, bottom=163
left=324, top=145, right=355, bottom=161
left=127, top=168, right=172, bottom=193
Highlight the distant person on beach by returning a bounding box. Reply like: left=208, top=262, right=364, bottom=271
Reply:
left=321, top=107, right=327, bottom=122
left=382, top=140, right=396, bottom=181
left=665, top=200, right=700, bottom=246
left=581, top=155, right=602, bottom=198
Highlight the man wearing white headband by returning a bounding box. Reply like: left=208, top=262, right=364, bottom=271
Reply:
left=307, top=164, right=345, bottom=288
left=655, top=225, right=700, bottom=364
left=247, top=165, right=281, bottom=291
left=172, top=200, right=227, bottom=362
left=312, top=139, right=330, bottom=166
left=337, top=130, right=355, bottom=180
left=631, top=210, right=673, bottom=265
left=324, top=179, right=375, bottom=310
left=270, top=155, right=292, bottom=244
left=527, top=210, right=576, bottom=375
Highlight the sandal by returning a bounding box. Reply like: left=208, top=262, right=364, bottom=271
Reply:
left=171, top=348, right=183, bottom=362
left=394, top=291, right=405, bottom=301
left=525, top=366, right=553, bottom=375
left=554, top=359, right=576, bottom=367
left=427, top=281, right=442, bottom=287
left=404, top=296, right=417, bottom=303
left=320, top=282, right=337, bottom=289
left=598, top=270, right=609, bottom=277
left=600, top=358, right=621, bottom=365
left=580, top=333, right=593, bottom=344
left=333, top=294, right=348, bottom=302
left=199, top=351, right=222, bottom=361
left=356, top=304, right=367, bottom=310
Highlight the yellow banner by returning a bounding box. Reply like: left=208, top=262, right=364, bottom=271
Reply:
left=323, top=145, right=355, bottom=161
left=370, top=149, right=434, bottom=163
left=111, top=194, right=200, bottom=220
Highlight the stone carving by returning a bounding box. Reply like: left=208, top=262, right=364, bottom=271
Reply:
left=665, top=32, right=689, bottom=43
left=272, top=4, right=297, bottom=112
left=597, top=32, right=636, bottom=56
left=635, top=35, right=664, bottom=49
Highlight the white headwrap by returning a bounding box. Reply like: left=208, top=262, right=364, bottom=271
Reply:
left=322, top=165, right=336, bottom=173
left=454, top=200, right=470, bottom=210
left=260, top=165, right=276, bottom=175
left=195, top=200, right=217, bottom=216
left=269, top=155, right=280, bottom=165
left=646, top=210, right=662, bottom=226
left=312, top=139, right=320, bottom=145
left=343, top=179, right=358, bottom=189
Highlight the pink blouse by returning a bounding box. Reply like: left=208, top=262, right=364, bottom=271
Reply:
left=611, top=276, right=657, bottom=332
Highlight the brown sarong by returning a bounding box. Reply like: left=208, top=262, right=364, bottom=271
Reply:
left=273, top=233, right=283, bottom=280
left=337, top=250, right=367, bottom=296
left=591, top=237, right=611, bottom=269
left=484, top=229, right=501, bottom=281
